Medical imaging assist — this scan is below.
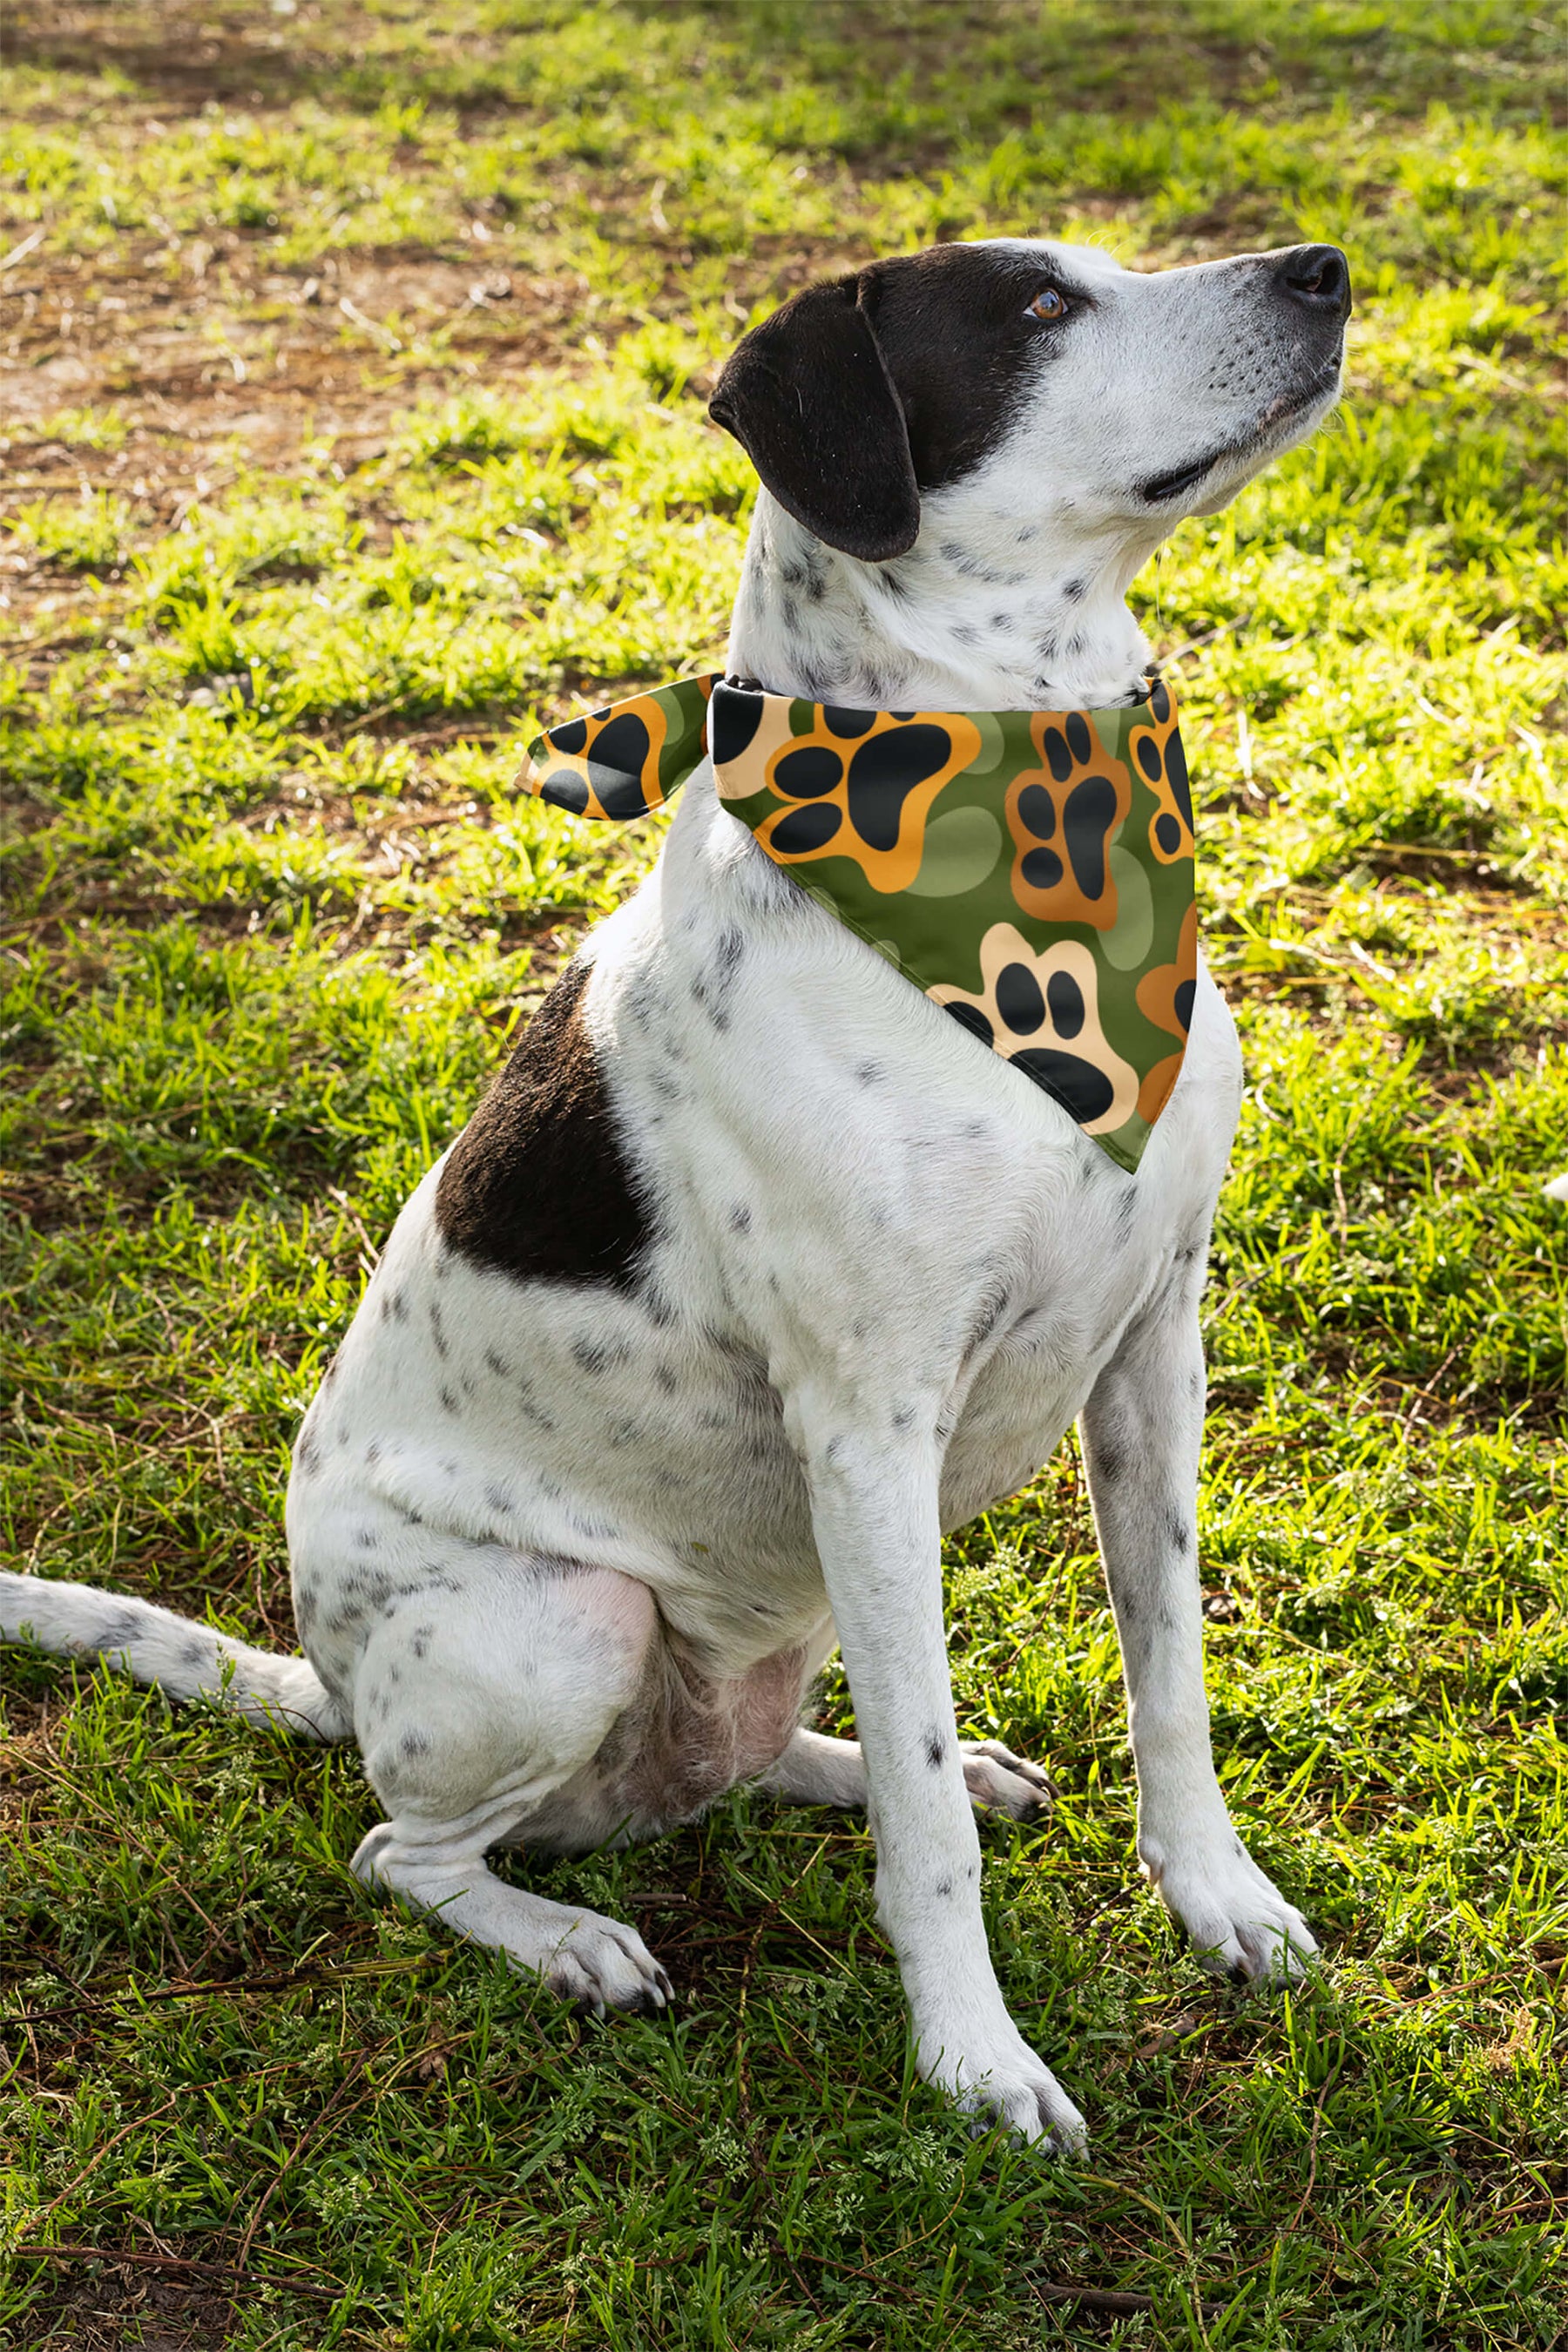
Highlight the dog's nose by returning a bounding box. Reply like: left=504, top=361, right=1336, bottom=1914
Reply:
left=1273, top=244, right=1352, bottom=321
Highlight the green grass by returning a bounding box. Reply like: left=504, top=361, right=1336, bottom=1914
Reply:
left=2, top=2, right=1565, bottom=2345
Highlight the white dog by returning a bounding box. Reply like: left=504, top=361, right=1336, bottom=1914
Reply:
left=1, top=235, right=1353, bottom=2149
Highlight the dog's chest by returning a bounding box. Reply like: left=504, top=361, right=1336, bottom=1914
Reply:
left=292, top=820, right=1238, bottom=1680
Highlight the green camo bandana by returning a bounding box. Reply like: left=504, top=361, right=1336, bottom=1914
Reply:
left=518, top=673, right=1196, bottom=1173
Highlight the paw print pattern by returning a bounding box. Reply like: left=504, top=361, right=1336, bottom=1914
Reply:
left=524, top=672, right=1199, bottom=1173
left=1125, top=678, right=1193, bottom=865
left=1005, top=709, right=1132, bottom=929
left=524, top=678, right=713, bottom=819
left=929, top=924, right=1141, bottom=1135
left=713, top=691, right=983, bottom=894
left=1132, top=902, right=1200, bottom=1123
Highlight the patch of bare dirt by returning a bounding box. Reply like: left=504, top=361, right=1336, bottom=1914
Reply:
left=6, top=0, right=356, bottom=110
left=0, top=233, right=587, bottom=470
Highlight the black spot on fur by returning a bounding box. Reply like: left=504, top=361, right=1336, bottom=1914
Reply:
left=967, top=1289, right=1009, bottom=1353
left=295, top=1432, right=320, bottom=1477
left=729, top=1203, right=753, bottom=1235
left=925, top=1730, right=946, bottom=1770
left=436, top=959, right=652, bottom=1290
left=935, top=1878, right=954, bottom=1897
left=401, top=1730, right=431, bottom=1758
left=1063, top=576, right=1085, bottom=602
left=438, top=1385, right=459, bottom=1414
left=429, top=1300, right=449, bottom=1360
left=716, top=924, right=745, bottom=977
left=95, top=1611, right=139, bottom=1654
left=1168, top=1513, right=1191, bottom=1553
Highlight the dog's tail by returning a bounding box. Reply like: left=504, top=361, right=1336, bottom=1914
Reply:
left=0, top=1571, right=351, bottom=1742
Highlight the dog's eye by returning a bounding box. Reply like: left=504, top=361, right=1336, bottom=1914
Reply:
left=1027, top=287, right=1070, bottom=321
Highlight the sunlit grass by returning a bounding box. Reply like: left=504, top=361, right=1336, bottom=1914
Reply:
left=1, top=2, right=1564, bottom=2346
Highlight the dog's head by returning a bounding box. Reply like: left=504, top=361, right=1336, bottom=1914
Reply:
left=709, top=239, right=1351, bottom=565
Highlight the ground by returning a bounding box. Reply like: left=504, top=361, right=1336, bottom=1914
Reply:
left=1, top=3, right=1565, bottom=2347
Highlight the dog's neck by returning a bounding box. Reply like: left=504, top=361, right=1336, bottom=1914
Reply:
left=727, top=489, right=1160, bottom=711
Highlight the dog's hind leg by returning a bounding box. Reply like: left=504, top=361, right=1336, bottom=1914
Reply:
left=346, top=1545, right=672, bottom=2015
left=760, top=1727, right=1055, bottom=1820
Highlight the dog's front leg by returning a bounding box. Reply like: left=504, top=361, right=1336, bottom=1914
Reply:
left=794, top=1403, right=1085, bottom=2149
left=1081, top=1265, right=1317, bottom=1981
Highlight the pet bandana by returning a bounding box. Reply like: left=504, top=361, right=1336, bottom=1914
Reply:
left=518, top=674, right=1196, bottom=1173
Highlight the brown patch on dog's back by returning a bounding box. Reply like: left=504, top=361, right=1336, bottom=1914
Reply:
left=436, top=960, right=652, bottom=1287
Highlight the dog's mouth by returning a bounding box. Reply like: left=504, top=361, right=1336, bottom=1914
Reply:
left=1137, top=360, right=1342, bottom=507
left=1138, top=453, right=1224, bottom=504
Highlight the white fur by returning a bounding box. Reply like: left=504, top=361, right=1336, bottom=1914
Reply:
left=1, top=239, right=1341, bottom=2150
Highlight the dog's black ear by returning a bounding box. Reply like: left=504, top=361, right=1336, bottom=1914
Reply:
left=708, top=275, right=920, bottom=563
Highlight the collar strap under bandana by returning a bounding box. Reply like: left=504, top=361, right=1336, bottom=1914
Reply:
left=518, top=674, right=1195, bottom=1173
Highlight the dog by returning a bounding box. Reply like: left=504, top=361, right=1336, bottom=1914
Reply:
left=1, top=234, right=1352, bottom=2149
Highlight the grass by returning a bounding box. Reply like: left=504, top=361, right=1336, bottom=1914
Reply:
left=1, top=1, right=1565, bottom=2344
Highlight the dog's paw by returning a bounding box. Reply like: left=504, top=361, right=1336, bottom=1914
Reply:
left=959, top=1739, right=1056, bottom=1821
left=919, top=2019, right=1087, bottom=2153
left=542, top=1912, right=675, bottom=2020
left=350, top=1826, right=673, bottom=2018
left=1142, top=1830, right=1317, bottom=1984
